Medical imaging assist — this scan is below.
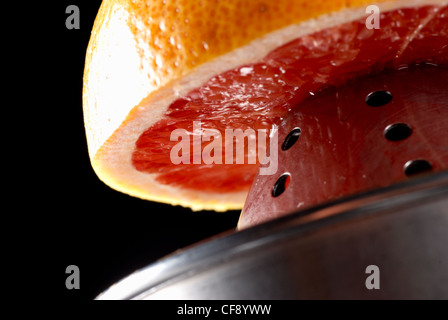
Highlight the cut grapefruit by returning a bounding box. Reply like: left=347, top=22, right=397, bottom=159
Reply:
left=83, top=0, right=448, bottom=212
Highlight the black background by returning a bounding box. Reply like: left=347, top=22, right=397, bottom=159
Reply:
left=50, top=1, right=241, bottom=300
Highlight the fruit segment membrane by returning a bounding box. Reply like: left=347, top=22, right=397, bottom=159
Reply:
left=132, top=5, right=448, bottom=193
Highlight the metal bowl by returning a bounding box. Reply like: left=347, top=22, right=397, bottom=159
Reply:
left=96, top=171, right=448, bottom=300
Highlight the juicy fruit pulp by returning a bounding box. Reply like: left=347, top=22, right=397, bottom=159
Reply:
left=132, top=5, right=448, bottom=194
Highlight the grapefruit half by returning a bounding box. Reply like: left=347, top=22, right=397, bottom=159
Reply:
left=83, top=0, right=448, bottom=212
